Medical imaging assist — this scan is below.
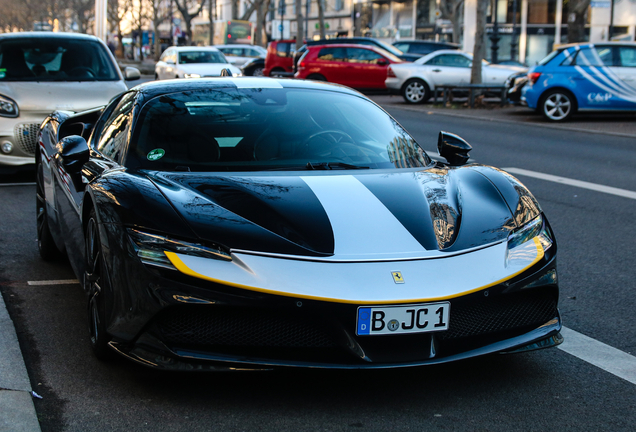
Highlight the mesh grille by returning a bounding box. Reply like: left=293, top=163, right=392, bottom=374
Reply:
left=440, top=290, right=557, bottom=340
left=14, top=123, right=40, bottom=155
left=156, top=307, right=336, bottom=348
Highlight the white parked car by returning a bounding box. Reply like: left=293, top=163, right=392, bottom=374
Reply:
left=386, top=50, right=526, bottom=104
left=155, top=46, right=242, bottom=80
left=213, top=44, right=267, bottom=67
left=0, top=32, right=140, bottom=172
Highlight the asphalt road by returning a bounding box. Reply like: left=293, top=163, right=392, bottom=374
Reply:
left=1, top=104, right=635, bottom=431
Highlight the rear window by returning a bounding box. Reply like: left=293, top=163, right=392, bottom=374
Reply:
left=0, top=37, right=119, bottom=81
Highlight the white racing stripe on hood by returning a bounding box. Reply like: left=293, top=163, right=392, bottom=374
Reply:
left=301, top=175, right=426, bottom=259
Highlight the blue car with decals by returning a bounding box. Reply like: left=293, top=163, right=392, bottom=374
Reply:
left=521, top=42, right=636, bottom=121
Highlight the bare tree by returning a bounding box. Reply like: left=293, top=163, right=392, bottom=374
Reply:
left=567, top=0, right=590, bottom=43
left=149, top=0, right=172, bottom=60
left=108, top=0, right=132, bottom=58
left=317, top=0, right=325, bottom=39
left=295, top=0, right=304, bottom=49
left=470, top=0, right=488, bottom=84
left=439, top=0, right=464, bottom=44
left=174, top=0, right=206, bottom=44
left=72, top=0, right=95, bottom=33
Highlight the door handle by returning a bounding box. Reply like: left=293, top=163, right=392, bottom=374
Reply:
left=432, top=69, right=441, bottom=73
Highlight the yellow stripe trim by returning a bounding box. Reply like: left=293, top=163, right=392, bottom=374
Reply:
left=164, top=238, right=545, bottom=305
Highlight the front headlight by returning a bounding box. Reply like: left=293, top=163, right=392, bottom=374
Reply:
left=232, top=72, right=242, bottom=77
left=128, top=229, right=231, bottom=269
left=507, top=214, right=553, bottom=252
left=0, top=94, right=19, bottom=118
left=184, top=73, right=201, bottom=79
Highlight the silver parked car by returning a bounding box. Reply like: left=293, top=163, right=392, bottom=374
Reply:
left=155, top=46, right=242, bottom=80
left=386, top=50, right=526, bottom=104
left=0, top=32, right=140, bottom=172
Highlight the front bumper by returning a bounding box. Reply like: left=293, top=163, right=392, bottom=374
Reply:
left=0, top=114, right=44, bottom=167
left=103, top=238, right=561, bottom=370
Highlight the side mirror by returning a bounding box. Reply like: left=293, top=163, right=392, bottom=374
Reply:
left=124, top=66, right=141, bottom=81
left=58, top=135, right=90, bottom=173
left=377, top=59, right=389, bottom=66
left=437, top=131, right=472, bottom=166
left=166, top=58, right=175, bottom=65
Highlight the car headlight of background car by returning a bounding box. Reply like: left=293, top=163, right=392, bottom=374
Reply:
left=128, top=229, right=232, bottom=270
left=184, top=73, right=201, bottom=79
left=0, top=94, right=19, bottom=118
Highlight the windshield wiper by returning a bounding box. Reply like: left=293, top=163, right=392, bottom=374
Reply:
left=306, top=162, right=369, bottom=170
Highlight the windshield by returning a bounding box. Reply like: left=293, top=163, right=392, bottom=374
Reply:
left=128, top=87, right=431, bottom=172
left=0, top=38, right=119, bottom=82
left=179, top=51, right=227, bottom=64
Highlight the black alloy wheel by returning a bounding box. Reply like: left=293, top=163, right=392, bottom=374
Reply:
left=85, top=208, right=112, bottom=360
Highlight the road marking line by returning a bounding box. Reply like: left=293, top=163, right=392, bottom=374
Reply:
left=559, top=327, right=636, bottom=385
left=27, top=279, right=79, bottom=286
left=504, top=167, right=636, bottom=200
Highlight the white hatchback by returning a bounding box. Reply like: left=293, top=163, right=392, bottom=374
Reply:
left=386, top=50, right=526, bottom=104
left=155, top=46, right=242, bottom=80
left=0, top=32, right=140, bottom=172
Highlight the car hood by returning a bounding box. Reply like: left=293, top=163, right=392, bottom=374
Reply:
left=0, top=81, right=127, bottom=115
left=147, top=166, right=540, bottom=261
left=178, top=63, right=241, bottom=76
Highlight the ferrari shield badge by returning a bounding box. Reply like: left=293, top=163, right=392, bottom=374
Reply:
left=147, top=148, right=165, bottom=161
left=392, top=271, right=404, bottom=284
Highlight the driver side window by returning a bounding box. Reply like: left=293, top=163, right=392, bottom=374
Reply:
left=96, top=92, right=136, bottom=163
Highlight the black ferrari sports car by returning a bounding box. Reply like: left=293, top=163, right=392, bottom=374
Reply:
left=36, top=77, right=561, bottom=370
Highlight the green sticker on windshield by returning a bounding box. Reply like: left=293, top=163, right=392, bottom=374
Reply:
left=147, top=148, right=165, bottom=161
left=0, top=69, right=5, bottom=79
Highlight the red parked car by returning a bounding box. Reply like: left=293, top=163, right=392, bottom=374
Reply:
left=264, top=39, right=297, bottom=77
left=294, top=44, right=403, bottom=90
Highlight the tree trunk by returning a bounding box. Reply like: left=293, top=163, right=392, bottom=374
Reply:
left=567, top=0, right=590, bottom=43
left=295, top=0, right=304, bottom=49
left=470, top=0, right=488, bottom=84
left=255, top=0, right=265, bottom=46
left=317, top=0, right=325, bottom=39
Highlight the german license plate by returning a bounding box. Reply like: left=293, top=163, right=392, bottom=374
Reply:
left=356, top=302, right=450, bottom=336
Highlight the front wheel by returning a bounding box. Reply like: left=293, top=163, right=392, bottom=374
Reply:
left=401, top=79, right=430, bottom=104
left=540, top=90, right=576, bottom=122
left=85, top=208, right=112, bottom=360
left=252, top=66, right=264, bottom=77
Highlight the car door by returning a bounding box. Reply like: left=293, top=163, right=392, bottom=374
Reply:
left=345, top=47, right=390, bottom=89
left=615, top=45, right=636, bottom=108
left=315, top=47, right=348, bottom=85
left=422, top=53, right=472, bottom=87
left=571, top=45, right=634, bottom=109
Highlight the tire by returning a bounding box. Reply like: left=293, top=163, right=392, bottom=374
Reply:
left=36, top=159, right=59, bottom=261
left=307, top=74, right=327, bottom=82
left=269, top=68, right=286, bottom=77
left=401, top=79, right=430, bottom=104
left=154, top=73, right=159, bottom=80
left=252, top=66, right=264, bottom=77
left=85, top=208, right=112, bottom=360
left=540, top=89, right=576, bottom=122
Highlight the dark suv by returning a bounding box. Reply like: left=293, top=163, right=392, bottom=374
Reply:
left=393, top=40, right=460, bottom=56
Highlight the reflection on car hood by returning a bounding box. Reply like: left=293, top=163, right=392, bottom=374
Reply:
left=0, top=81, right=127, bottom=114
left=148, top=166, right=539, bottom=260
left=178, top=63, right=241, bottom=76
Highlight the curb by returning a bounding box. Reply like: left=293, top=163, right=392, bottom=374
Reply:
left=0, top=293, right=40, bottom=432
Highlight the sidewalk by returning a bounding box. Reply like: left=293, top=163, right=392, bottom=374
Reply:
left=368, top=94, right=636, bottom=138
left=0, top=292, right=40, bottom=432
